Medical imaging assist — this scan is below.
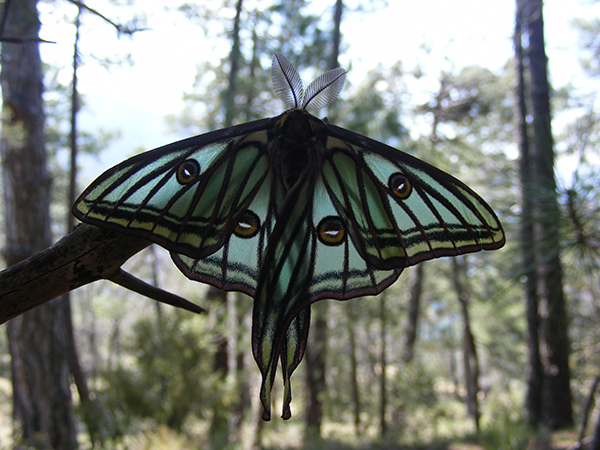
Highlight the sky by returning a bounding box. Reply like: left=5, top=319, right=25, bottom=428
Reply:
left=37, top=0, right=599, bottom=182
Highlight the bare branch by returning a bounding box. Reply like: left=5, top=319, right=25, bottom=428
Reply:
left=0, top=224, right=203, bottom=324
left=67, top=0, right=149, bottom=35
left=108, top=269, right=206, bottom=315
left=0, top=37, right=55, bottom=43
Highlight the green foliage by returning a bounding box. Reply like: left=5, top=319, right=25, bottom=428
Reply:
left=98, top=309, right=218, bottom=435
left=480, top=414, right=545, bottom=450
left=386, top=361, right=439, bottom=435
left=339, top=62, right=408, bottom=145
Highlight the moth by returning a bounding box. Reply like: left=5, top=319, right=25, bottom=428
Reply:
left=73, top=53, right=505, bottom=420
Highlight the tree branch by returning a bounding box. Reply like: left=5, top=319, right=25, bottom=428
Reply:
left=67, top=0, right=149, bottom=35
left=108, top=269, right=205, bottom=315
left=0, top=37, right=55, bottom=43
left=0, top=224, right=203, bottom=324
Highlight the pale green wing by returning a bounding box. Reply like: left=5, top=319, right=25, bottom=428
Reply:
left=170, top=161, right=277, bottom=297
left=321, top=125, right=505, bottom=270
left=72, top=119, right=272, bottom=259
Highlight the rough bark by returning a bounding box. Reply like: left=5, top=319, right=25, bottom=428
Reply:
left=525, top=0, right=573, bottom=429
left=0, top=227, right=206, bottom=334
left=0, top=1, right=75, bottom=447
left=514, top=0, right=544, bottom=426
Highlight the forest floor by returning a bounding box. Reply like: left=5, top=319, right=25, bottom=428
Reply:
left=281, top=429, right=587, bottom=450
left=0, top=375, right=590, bottom=450
left=429, top=429, right=585, bottom=450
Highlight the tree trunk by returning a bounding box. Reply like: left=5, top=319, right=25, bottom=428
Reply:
left=578, top=375, right=600, bottom=448
left=329, top=0, right=343, bottom=69
left=207, top=287, right=229, bottom=449
left=378, top=293, right=388, bottom=438
left=525, top=0, right=573, bottom=429
left=0, top=1, right=76, bottom=448
left=231, top=299, right=251, bottom=436
left=402, top=264, right=424, bottom=363
left=65, top=6, right=105, bottom=445
left=304, top=302, right=327, bottom=440
left=592, top=404, right=600, bottom=450
left=347, top=306, right=362, bottom=435
left=223, top=0, right=243, bottom=128
left=452, top=257, right=480, bottom=432
left=514, top=0, right=544, bottom=426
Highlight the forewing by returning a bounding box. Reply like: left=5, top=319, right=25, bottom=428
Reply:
left=73, top=119, right=272, bottom=259
left=322, top=125, right=505, bottom=270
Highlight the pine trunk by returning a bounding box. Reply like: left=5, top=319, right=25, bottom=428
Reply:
left=209, top=0, right=243, bottom=443
left=304, top=302, right=327, bottom=439
left=525, top=0, right=573, bottom=429
left=207, top=287, right=229, bottom=449
left=452, top=258, right=480, bottom=432
left=0, top=0, right=76, bottom=447
left=65, top=7, right=104, bottom=444
left=347, top=306, right=362, bottom=435
left=402, top=264, right=424, bottom=363
left=379, top=293, right=387, bottom=438
left=592, top=409, right=600, bottom=450
left=514, top=0, right=544, bottom=426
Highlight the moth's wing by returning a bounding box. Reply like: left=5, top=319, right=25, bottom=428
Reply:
left=171, top=167, right=277, bottom=298
left=321, top=124, right=505, bottom=271
left=73, top=118, right=273, bottom=259
left=308, top=178, right=404, bottom=301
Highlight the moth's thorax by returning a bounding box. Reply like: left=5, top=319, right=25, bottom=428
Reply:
left=269, top=109, right=326, bottom=191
